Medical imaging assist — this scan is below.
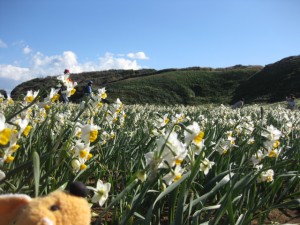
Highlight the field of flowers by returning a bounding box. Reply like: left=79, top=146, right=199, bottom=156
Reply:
left=0, top=74, right=299, bottom=225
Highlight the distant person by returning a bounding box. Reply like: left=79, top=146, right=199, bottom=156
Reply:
left=286, top=95, right=295, bottom=110
left=58, top=82, right=68, bottom=104
left=57, top=69, right=71, bottom=103
left=84, top=80, right=93, bottom=96
left=231, top=98, right=244, bottom=109
left=0, top=90, right=7, bottom=99
left=64, top=69, right=70, bottom=75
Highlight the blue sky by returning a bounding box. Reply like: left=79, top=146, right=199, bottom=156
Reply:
left=0, top=0, right=300, bottom=93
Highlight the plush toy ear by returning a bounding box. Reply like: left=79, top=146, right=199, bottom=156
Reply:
left=0, top=194, right=31, bottom=225
left=69, top=181, right=88, bottom=197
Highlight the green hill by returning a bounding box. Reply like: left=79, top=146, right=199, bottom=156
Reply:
left=8, top=55, right=300, bottom=105
left=10, top=67, right=260, bottom=105
left=105, top=67, right=259, bottom=105
left=233, top=55, right=300, bottom=103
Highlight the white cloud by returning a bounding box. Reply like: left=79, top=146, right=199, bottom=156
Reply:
left=23, top=45, right=32, bottom=54
left=0, top=39, right=7, bottom=48
left=127, top=52, right=149, bottom=60
left=31, top=51, right=82, bottom=75
left=99, top=52, right=141, bottom=70
left=0, top=50, right=148, bottom=88
left=0, top=65, right=31, bottom=81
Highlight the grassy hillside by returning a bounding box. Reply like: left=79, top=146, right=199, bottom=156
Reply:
left=10, top=67, right=260, bottom=105
left=9, top=55, right=300, bottom=105
left=106, top=67, right=259, bottom=105
left=233, top=55, right=300, bottom=103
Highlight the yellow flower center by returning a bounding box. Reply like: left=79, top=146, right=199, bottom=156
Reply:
left=266, top=175, right=273, bottom=182
left=5, top=155, right=15, bottom=163
left=23, top=126, right=32, bottom=137
left=76, top=131, right=82, bottom=138
left=194, top=131, right=204, bottom=144
left=101, top=93, right=107, bottom=99
left=0, top=128, right=12, bottom=145
left=71, top=88, right=76, bottom=95
left=89, top=130, right=98, bottom=142
left=176, top=117, right=184, bottom=124
left=174, top=174, right=182, bottom=182
left=44, top=105, right=51, bottom=110
left=25, top=96, right=34, bottom=103
left=268, top=150, right=278, bottom=158
left=87, top=153, right=93, bottom=160
left=8, top=99, right=14, bottom=105
left=97, top=189, right=105, bottom=197
left=51, top=94, right=60, bottom=102
left=273, top=140, right=280, bottom=148
left=175, top=159, right=183, bottom=165
left=97, top=102, right=103, bottom=108
left=10, top=144, right=20, bottom=152
left=80, top=149, right=88, bottom=158
left=165, top=118, right=170, bottom=124
left=80, top=164, right=87, bottom=170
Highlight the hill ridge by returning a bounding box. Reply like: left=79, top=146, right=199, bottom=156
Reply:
left=5, top=55, right=300, bottom=105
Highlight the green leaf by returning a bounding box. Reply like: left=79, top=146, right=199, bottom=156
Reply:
left=144, top=171, right=191, bottom=225
left=33, top=151, right=40, bottom=197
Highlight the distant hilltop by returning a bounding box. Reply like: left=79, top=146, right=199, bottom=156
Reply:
left=3, top=55, right=300, bottom=105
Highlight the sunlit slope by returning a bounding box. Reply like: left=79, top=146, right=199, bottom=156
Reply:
left=106, top=68, right=258, bottom=105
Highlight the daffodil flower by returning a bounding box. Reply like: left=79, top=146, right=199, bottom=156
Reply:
left=0, top=113, right=12, bottom=146
left=156, top=113, right=169, bottom=128
left=257, top=169, right=274, bottom=183
left=0, top=170, right=5, bottom=181
left=0, top=128, right=12, bottom=145
left=24, top=90, right=39, bottom=103
left=91, top=179, right=111, bottom=206
left=71, top=158, right=88, bottom=172
left=261, top=125, right=282, bottom=141
left=136, top=170, right=147, bottom=182
left=97, top=87, right=107, bottom=100
left=251, top=150, right=264, bottom=165
left=23, top=125, right=32, bottom=137
left=0, top=113, right=6, bottom=131
left=267, top=148, right=280, bottom=158
left=184, top=121, right=201, bottom=144
left=200, top=158, right=215, bottom=175
left=215, top=138, right=231, bottom=155
left=163, top=165, right=185, bottom=186
left=81, top=120, right=100, bottom=144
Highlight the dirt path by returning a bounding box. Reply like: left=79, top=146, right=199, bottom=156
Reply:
left=251, top=209, right=300, bottom=224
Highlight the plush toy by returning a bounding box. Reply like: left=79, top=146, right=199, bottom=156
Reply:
left=0, top=181, right=91, bottom=225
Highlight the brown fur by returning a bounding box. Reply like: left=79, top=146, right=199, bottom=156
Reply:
left=0, top=191, right=91, bottom=225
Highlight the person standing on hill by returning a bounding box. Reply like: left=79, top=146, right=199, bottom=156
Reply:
left=231, top=98, right=244, bottom=109
left=58, top=82, right=68, bottom=103
left=57, top=69, right=71, bottom=104
left=84, top=80, right=93, bottom=96
left=286, top=95, right=295, bottom=110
